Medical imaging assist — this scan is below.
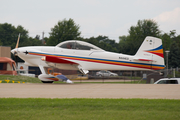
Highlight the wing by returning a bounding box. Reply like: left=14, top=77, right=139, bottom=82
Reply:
left=41, top=56, right=89, bottom=74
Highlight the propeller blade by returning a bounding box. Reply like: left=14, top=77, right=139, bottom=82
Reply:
left=15, top=33, right=20, bottom=48
left=13, top=33, right=20, bottom=68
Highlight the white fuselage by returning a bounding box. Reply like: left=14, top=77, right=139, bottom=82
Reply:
left=12, top=46, right=157, bottom=71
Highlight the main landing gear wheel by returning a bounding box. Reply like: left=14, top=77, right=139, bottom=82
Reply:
left=41, top=81, right=54, bottom=83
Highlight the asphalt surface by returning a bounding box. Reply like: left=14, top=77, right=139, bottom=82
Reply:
left=0, top=83, right=180, bottom=99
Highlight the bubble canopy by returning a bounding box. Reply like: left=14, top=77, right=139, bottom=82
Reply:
left=56, top=40, right=104, bottom=51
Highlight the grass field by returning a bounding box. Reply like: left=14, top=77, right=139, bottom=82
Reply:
left=0, top=75, right=41, bottom=83
left=0, top=75, right=146, bottom=84
left=0, top=98, right=180, bottom=120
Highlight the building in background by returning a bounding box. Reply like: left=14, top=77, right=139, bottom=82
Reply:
left=0, top=46, right=11, bottom=58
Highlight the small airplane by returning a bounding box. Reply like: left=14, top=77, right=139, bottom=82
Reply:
left=11, top=35, right=165, bottom=83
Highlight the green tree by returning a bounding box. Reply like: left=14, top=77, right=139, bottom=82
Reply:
left=0, top=23, right=16, bottom=48
left=0, top=39, right=2, bottom=45
left=15, top=25, right=29, bottom=48
left=162, top=30, right=180, bottom=68
left=0, top=23, right=29, bottom=49
left=80, top=35, right=119, bottom=52
left=21, top=36, right=42, bottom=46
left=168, top=41, right=180, bottom=68
left=47, top=18, right=81, bottom=46
left=119, top=19, right=161, bottom=55
left=119, top=35, right=131, bottom=54
left=161, top=33, right=171, bottom=51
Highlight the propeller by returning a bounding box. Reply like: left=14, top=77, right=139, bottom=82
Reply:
left=15, top=33, right=20, bottom=49
left=13, top=34, right=20, bottom=68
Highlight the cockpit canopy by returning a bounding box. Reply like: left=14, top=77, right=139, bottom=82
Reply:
left=56, top=40, right=104, bottom=51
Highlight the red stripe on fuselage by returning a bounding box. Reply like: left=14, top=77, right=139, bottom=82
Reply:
left=46, top=56, right=78, bottom=64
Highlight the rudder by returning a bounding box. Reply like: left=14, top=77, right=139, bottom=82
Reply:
left=134, top=36, right=165, bottom=70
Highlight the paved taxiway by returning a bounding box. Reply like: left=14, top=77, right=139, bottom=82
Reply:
left=0, top=83, right=180, bottom=99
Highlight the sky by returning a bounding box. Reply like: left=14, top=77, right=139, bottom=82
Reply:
left=0, top=0, right=180, bottom=42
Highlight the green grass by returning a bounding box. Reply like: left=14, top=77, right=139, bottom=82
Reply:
left=0, top=75, right=146, bottom=84
left=0, top=75, right=41, bottom=83
left=0, top=98, right=180, bottom=120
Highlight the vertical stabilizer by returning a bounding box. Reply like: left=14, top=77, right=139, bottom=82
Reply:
left=134, top=36, right=165, bottom=70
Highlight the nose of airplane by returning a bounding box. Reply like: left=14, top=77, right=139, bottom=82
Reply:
left=11, top=48, right=17, bottom=54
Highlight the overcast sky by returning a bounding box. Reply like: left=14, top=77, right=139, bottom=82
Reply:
left=0, top=0, right=180, bottom=42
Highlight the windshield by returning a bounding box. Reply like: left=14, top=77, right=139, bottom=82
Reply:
left=56, top=40, right=104, bottom=51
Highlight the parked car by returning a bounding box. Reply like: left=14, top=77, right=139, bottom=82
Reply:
left=96, top=70, right=118, bottom=77
left=154, top=78, right=180, bottom=84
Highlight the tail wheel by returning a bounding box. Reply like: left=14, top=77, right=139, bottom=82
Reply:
left=41, top=81, right=54, bottom=83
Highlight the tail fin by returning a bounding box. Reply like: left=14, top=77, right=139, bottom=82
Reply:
left=134, top=36, right=165, bottom=70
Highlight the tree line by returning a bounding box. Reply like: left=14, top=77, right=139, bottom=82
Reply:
left=0, top=18, right=180, bottom=68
